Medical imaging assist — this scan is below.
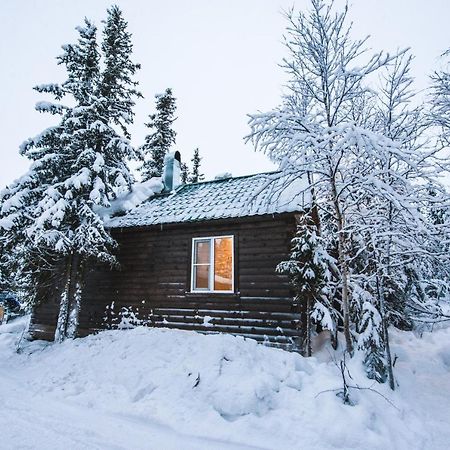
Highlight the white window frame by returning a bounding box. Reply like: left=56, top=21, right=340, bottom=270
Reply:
left=191, top=235, right=234, bottom=293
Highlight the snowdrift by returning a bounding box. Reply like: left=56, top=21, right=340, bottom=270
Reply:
left=1, top=318, right=450, bottom=449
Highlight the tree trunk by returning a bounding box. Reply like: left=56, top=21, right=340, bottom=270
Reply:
left=307, top=171, right=322, bottom=236
left=65, top=254, right=83, bottom=339
left=331, top=327, right=338, bottom=350
left=331, top=180, right=353, bottom=354
left=306, top=295, right=312, bottom=357
left=379, top=275, right=396, bottom=390
left=54, top=252, right=74, bottom=342
left=54, top=252, right=84, bottom=342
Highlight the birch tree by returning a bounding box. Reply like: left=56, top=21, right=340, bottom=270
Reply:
left=247, top=0, right=450, bottom=386
left=431, top=49, right=450, bottom=146
left=247, top=0, right=399, bottom=354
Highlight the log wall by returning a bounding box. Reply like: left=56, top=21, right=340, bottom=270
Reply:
left=30, top=213, right=302, bottom=348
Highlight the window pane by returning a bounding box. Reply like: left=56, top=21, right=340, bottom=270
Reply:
left=214, top=237, right=233, bottom=291
left=194, top=265, right=210, bottom=290
left=194, top=240, right=210, bottom=264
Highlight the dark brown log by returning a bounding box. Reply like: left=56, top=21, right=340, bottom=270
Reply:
left=30, top=213, right=301, bottom=347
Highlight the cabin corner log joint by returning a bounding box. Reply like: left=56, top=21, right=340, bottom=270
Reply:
left=30, top=163, right=310, bottom=349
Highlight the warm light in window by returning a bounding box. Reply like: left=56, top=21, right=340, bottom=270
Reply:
left=214, top=237, right=233, bottom=291
left=192, top=236, right=234, bottom=292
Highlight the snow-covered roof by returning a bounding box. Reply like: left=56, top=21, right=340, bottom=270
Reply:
left=107, top=171, right=309, bottom=229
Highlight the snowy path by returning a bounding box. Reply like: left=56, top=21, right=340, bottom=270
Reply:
left=2, top=377, right=256, bottom=450
left=1, top=317, right=450, bottom=450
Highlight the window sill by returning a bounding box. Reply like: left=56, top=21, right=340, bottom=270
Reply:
left=185, top=291, right=240, bottom=298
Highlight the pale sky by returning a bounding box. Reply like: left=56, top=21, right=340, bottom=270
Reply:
left=1, top=0, right=449, bottom=188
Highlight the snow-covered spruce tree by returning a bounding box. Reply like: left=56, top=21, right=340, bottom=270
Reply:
left=181, top=162, right=189, bottom=184
left=0, top=10, right=141, bottom=341
left=140, top=88, right=177, bottom=181
left=276, top=215, right=335, bottom=356
left=355, top=288, right=387, bottom=383
left=0, top=236, right=10, bottom=292
left=0, top=168, right=57, bottom=305
left=188, top=148, right=205, bottom=183
left=101, top=5, right=142, bottom=140
left=53, top=9, right=141, bottom=340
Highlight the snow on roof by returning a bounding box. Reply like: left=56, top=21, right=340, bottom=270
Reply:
left=97, top=178, right=164, bottom=220
left=107, top=171, right=309, bottom=229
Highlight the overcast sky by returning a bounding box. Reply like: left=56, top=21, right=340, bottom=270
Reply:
left=1, top=0, right=449, bottom=188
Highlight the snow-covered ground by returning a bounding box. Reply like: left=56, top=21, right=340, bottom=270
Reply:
left=1, top=317, right=450, bottom=450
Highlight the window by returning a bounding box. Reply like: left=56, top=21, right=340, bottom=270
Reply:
left=191, top=236, right=234, bottom=292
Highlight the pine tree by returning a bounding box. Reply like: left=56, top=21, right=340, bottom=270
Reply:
left=0, top=237, right=10, bottom=292
left=140, top=89, right=177, bottom=181
left=356, top=294, right=387, bottom=383
left=101, top=5, right=142, bottom=139
left=188, top=148, right=204, bottom=183
left=0, top=9, right=142, bottom=341
left=0, top=161, right=61, bottom=307
left=180, top=163, right=189, bottom=184
left=276, top=215, right=335, bottom=355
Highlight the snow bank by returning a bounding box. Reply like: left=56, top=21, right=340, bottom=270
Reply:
left=1, top=319, right=450, bottom=449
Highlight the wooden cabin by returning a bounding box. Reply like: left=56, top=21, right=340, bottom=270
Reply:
left=30, top=152, right=309, bottom=349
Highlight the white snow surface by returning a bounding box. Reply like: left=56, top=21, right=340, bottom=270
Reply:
left=1, top=317, right=450, bottom=450
left=96, top=177, right=164, bottom=220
